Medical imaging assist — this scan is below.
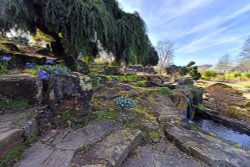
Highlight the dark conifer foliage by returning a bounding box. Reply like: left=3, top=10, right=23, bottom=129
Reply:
left=0, top=0, right=158, bottom=66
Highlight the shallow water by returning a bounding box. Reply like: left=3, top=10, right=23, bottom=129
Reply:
left=194, top=118, right=250, bottom=150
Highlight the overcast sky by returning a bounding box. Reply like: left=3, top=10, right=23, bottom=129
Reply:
left=118, top=0, right=250, bottom=65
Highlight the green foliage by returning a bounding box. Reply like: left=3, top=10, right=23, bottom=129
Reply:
left=159, top=87, right=171, bottom=95
left=225, top=72, right=241, bottom=80
left=0, top=98, right=28, bottom=111
left=95, top=110, right=118, bottom=121
left=197, top=103, right=205, bottom=110
left=148, top=131, right=161, bottom=142
left=0, top=145, right=24, bottom=167
left=115, top=96, right=136, bottom=111
left=202, top=70, right=218, bottom=78
left=187, top=61, right=195, bottom=67
left=82, top=55, right=94, bottom=64
left=242, top=73, right=250, bottom=79
left=56, top=110, right=118, bottom=128
left=133, top=80, right=147, bottom=87
left=187, top=62, right=201, bottom=81
left=0, top=133, right=37, bottom=167
left=32, top=29, right=53, bottom=43
left=0, top=61, right=8, bottom=74
left=0, top=0, right=158, bottom=66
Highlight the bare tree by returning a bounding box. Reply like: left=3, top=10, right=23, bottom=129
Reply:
left=215, top=54, right=232, bottom=73
left=235, top=36, right=250, bottom=72
left=156, top=40, right=174, bottom=68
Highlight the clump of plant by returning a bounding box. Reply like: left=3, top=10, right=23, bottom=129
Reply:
left=197, top=103, right=205, bottom=110
left=148, top=130, right=161, bottom=142
left=159, top=87, right=171, bottom=95
left=0, top=61, right=8, bottom=74
left=225, top=72, right=241, bottom=80
left=114, top=96, right=136, bottom=111
left=187, top=61, right=201, bottom=80
left=242, top=73, right=250, bottom=79
left=30, top=65, right=70, bottom=81
left=202, top=70, right=218, bottom=79
left=0, top=55, right=12, bottom=74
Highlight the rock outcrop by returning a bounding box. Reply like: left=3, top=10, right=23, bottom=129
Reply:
left=47, top=72, right=93, bottom=114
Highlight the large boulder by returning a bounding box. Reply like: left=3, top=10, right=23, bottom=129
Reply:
left=47, top=72, right=93, bottom=114
left=0, top=75, right=43, bottom=104
left=170, top=85, right=203, bottom=119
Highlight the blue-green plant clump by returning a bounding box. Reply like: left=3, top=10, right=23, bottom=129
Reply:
left=115, top=96, right=136, bottom=111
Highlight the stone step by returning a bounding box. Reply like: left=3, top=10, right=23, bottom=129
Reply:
left=70, top=128, right=142, bottom=167
left=14, top=120, right=121, bottom=167
left=164, top=125, right=250, bottom=167
left=0, top=129, right=23, bottom=158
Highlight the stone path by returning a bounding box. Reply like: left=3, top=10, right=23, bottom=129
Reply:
left=0, top=112, right=31, bottom=158
left=15, top=121, right=122, bottom=167
left=0, top=112, right=21, bottom=134
left=70, top=129, right=142, bottom=167
left=121, top=140, right=208, bottom=167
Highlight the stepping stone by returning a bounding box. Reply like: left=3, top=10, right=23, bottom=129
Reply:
left=0, top=129, right=23, bottom=158
left=15, top=120, right=121, bottom=167
left=164, top=125, right=250, bottom=167
left=71, top=128, right=142, bottom=167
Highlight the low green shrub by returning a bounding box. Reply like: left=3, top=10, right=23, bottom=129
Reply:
left=159, top=87, right=171, bottom=95
left=225, top=72, right=241, bottom=80
left=202, top=70, right=217, bottom=78
left=242, top=73, right=250, bottom=79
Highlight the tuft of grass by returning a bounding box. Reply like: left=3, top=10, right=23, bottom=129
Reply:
left=149, top=130, right=161, bottom=142
left=0, top=133, right=38, bottom=167
left=0, top=145, right=24, bottom=167
left=159, top=87, right=171, bottom=95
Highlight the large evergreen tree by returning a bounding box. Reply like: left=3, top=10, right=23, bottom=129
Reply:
left=0, top=0, right=158, bottom=67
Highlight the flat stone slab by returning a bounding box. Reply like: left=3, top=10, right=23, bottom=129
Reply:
left=0, top=112, right=21, bottom=133
left=164, top=125, right=250, bottom=167
left=121, top=140, right=208, bottom=167
left=70, top=128, right=142, bottom=167
left=15, top=120, right=121, bottom=167
left=0, top=129, right=23, bottom=158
